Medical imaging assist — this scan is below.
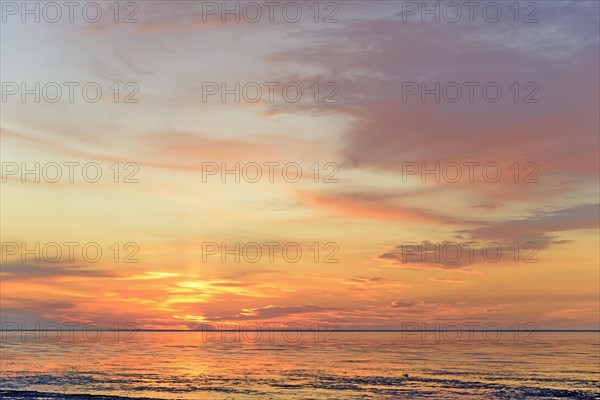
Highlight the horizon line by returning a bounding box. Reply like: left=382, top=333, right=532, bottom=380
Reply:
left=1, top=329, right=598, bottom=332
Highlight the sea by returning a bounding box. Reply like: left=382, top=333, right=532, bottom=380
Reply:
left=1, top=331, right=598, bottom=399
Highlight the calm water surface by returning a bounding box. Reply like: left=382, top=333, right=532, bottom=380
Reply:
left=1, top=332, right=598, bottom=399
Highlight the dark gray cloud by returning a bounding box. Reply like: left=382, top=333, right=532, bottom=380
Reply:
left=1, top=263, right=117, bottom=281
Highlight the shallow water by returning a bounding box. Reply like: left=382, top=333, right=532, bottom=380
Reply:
left=1, top=332, right=598, bottom=399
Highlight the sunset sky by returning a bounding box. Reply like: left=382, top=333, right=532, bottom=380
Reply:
left=1, top=1, right=599, bottom=330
